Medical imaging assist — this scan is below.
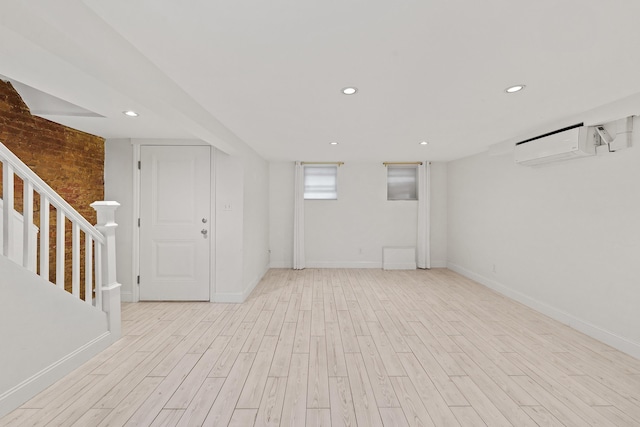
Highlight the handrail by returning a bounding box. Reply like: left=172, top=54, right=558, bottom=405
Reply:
left=0, top=142, right=105, bottom=244
left=0, top=140, right=121, bottom=341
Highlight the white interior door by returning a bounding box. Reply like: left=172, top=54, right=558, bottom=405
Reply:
left=139, top=145, right=211, bottom=301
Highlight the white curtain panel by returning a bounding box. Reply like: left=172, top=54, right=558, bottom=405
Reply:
left=293, top=161, right=305, bottom=270
left=416, top=161, right=431, bottom=269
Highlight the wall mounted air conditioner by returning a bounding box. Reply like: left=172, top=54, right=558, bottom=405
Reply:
left=514, top=123, right=597, bottom=166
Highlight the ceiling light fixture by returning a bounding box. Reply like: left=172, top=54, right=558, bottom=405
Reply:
left=330, top=141, right=338, bottom=145
left=123, top=110, right=139, bottom=117
left=505, top=85, right=525, bottom=93
left=341, top=87, right=358, bottom=95
left=419, top=141, right=429, bottom=145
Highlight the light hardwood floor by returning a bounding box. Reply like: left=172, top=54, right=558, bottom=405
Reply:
left=2, top=268, right=640, bottom=426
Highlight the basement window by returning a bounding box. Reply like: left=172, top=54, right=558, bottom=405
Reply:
left=387, top=165, right=417, bottom=200
left=304, top=165, right=338, bottom=200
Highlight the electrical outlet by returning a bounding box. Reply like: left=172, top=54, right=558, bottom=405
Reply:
left=223, top=203, right=232, bottom=211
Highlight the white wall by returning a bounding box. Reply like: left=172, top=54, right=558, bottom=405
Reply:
left=430, top=162, right=448, bottom=267
left=104, top=139, right=134, bottom=300
left=447, top=120, right=640, bottom=357
left=0, top=255, right=110, bottom=417
left=241, top=150, right=270, bottom=296
left=214, top=152, right=244, bottom=301
left=269, top=161, right=448, bottom=268
left=269, top=162, right=294, bottom=268
left=214, top=148, right=270, bottom=302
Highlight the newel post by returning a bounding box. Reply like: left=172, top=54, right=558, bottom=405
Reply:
left=91, top=201, right=122, bottom=342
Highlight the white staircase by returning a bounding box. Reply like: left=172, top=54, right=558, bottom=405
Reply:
left=0, top=141, right=121, bottom=417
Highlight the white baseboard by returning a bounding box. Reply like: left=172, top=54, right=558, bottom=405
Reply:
left=447, top=262, right=640, bottom=360
left=383, top=262, right=416, bottom=270
left=306, top=261, right=381, bottom=269
left=120, top=291, right=134, bottom=303
left=272, top=260, right=450, bottom=270
left=243, top=262, right=270, bottom=301
left=269, top=261, right=292, bottom=269
left=271, top=261, right=381, bottom=269
left=214, top=262, right=270, bottom=303
left=0, top=332, right=113, bottom=418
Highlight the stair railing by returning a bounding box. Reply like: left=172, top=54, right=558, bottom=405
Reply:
left=0, top=141, right=121, bottom=340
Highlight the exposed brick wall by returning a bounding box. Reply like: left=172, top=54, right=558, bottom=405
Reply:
left=0, top=80, right=104, bottom=296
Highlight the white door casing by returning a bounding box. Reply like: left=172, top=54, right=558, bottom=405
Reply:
left=139, top=145, right=211, bottom=300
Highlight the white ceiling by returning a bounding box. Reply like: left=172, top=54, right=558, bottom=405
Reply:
left=2, top=0, right=640, bottom=162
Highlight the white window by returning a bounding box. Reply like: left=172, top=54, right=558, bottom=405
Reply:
left=304, top=165, right=338, bottom=200
left=387, top=165, right=417, bottom=200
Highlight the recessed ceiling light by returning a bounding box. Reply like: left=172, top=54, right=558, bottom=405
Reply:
left=419, top=141, right=429, bottom=145
left=341, top=87, right=358, bottom=95
left=505, top=85, right=525, bottom=93
left=123, top=110, right=139, bottom=117
left=330, top=141, right=338, bottom=145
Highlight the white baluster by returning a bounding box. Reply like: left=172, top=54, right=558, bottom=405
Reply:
left=72, top=223, right=80, bottom=297
left=23, top=180, right=34, bottom=271
left=40, top=195, right=50, bottom=280
left=2, top=163, right=14, bottom=259
left=56, top=209, right=65, bottom=289
left=1, top=143, right=115, bottom=303
left=85, top=234, right=93, bottom=305
left=95, top=243, right=102, bottom=309
left=91, top=201, right=121, bottom=341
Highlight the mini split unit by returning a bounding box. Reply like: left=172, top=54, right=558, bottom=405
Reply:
left=514, top=118, right=634, bottom=167
left=514, top=123, right=596, bottom=167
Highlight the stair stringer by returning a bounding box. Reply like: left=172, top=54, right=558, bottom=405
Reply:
left=0, top=255, right=112, bottom=418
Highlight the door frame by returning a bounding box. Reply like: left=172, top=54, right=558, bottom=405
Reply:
left=131, top=139, right=216, bottom=303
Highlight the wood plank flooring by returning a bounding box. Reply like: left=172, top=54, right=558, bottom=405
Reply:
left=2, top=268, right=640, bottom=426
